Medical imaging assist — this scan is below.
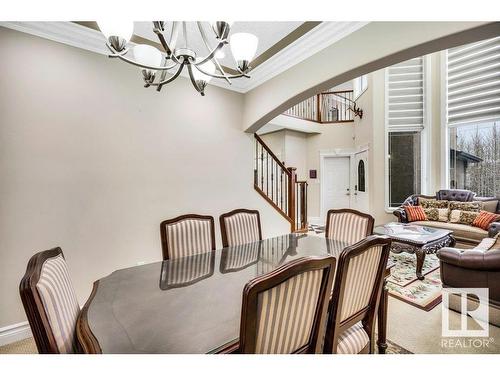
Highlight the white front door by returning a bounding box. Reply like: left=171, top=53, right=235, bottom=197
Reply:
left=321, top=156, right=350, bottom=220
left=353, top=150, right=369, bottom=213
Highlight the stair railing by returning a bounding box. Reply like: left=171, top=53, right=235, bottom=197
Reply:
left=283, top=90, right=355, bottom=123
left=254, top=134, right=308, bottom=232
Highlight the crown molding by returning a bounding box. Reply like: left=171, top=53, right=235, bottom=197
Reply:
left=244, top=22, right=368, bottom=92
left=0, top=21, right=368, bottom=94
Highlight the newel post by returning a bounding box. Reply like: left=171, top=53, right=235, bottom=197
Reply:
left=287, top=167, right=297, bottom=232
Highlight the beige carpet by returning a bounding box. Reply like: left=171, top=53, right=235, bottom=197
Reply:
left=0, top=337, right=37, bottom=354
left=386, top=296, right=500, bottom=354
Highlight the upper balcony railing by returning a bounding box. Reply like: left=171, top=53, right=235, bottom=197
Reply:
left=283, top=90, right=355, bottom=123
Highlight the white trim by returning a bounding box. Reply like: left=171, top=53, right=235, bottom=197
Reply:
left=384, top=67, right=391, bottom=211
left=0, top=21, right=368, bottom=94
left=440, top=50, right=450, bottom=188
left=421, top=54, right=432, bottom=194
left=0, top=321, right=32, bottom=346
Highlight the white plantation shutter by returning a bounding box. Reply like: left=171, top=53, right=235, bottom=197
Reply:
left=447, top=36, right=500, bottom=127
left=386, top=57, right=425, bottom=132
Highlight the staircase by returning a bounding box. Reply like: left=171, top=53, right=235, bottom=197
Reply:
left=254, top=134, right=308, bottom=233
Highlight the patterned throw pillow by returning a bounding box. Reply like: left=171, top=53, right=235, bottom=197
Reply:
left=424, top=208, right=439, bottom=221
left=404, top=205, right=427, bottom=222
left=419, top=198, right=449, bottom=209
left=424, top=208, right=449, bottom=222
left=459, top=211, right=479, bottom=225
left=449, top=210, right=479, bottom=225
left=472, top=210, right=500, bottom=230
left=449, top=201, right=481, bottom=212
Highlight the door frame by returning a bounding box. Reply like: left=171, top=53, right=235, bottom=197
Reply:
left=353, top=149, right=369, bottom=212
left=319, top=150, right=354, bottom=223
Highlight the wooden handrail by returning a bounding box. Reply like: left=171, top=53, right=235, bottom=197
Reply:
left=254, top=134, right=291, bottom=177
left=253, top=135, right=308, bottom=233
left=283, top=89, right=355, bottom=124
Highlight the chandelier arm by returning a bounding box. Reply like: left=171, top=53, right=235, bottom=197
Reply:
left=193, top=40, right=226, bottom=66
left=153, top=22, right=173, bottom=56
left=196, top=21, right=231, bottom=85
left=106, top=44, right=178, bottom=71
left=187, top=63, right=204, bottom=95
left=192, top=63, right=248, bottom=80
left=106, top=45, right=131, bottom=57
left=153, top=63, right=185, bottom=91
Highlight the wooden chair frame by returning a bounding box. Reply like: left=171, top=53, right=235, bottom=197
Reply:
left=325, top=208, right=375, bottom=240
left=239, top=256, right=336, bottom=354
left=19, top=247, right=81, bottom=354
left=219, top=209, right=263, bottom=248
left=323, top=235, right=391, bottom=354
left=160, top=214, right=216, bottom=260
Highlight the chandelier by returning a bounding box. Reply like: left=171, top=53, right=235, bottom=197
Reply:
left=98, top=21, right=259, bottom=95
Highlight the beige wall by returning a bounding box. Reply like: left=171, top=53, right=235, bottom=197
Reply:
left=0, top=27, right=290, bottom=328
left=260, top=130, right=285, bottom=162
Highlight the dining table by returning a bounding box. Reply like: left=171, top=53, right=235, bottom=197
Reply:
left=76, top=233, right=393, bottom=354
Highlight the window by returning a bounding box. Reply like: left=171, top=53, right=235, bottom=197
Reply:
left=353, top=75, right=368, bottom=99
left=388, top=132, right=421, bottom=206
left=385, top=56, right=427, bottom=208
left=449, top=122, right=499, bottom=195
left=445, top=36, right=500, bottom=196
left=357, top=160, right=365, bottom=192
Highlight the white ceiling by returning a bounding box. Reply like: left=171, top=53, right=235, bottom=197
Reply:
left=133, top=21, right=303, bottom=68
left=0, top=21, right=368, bottom=93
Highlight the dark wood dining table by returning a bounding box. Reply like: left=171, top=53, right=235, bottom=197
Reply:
left=77, top=234, right=392, bottom=354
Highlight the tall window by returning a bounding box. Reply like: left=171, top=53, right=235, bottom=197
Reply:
left=386, top=57, right=426, bottom=208
left=353, top=75, right=368, bottom=99
left=446, top=37, right=500, bottom=196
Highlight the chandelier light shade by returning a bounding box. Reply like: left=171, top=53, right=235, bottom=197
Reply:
left=99, top=21, right=259, bottom=96
left=230, top=33, right=259, bottom=71
left=97, top=21, right=134, bottom=51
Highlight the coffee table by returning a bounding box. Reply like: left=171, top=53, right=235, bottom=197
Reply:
left=374, top=222, right=456, bottom=280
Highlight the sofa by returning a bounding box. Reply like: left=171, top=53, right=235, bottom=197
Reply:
left=437, top=235, right=500, bottom=327
left=393, top=189, right=500, bottom=245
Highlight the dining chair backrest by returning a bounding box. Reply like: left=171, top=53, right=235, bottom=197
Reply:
left=219, top=209, right=262, bottom=247
left=324, top=235, right=391, bottom=354
left=20, top=247, right=81, bottom=353
left=239, top=256, right=336, bottom=354
left=325, top=209, right=374, bottom=245
left=160, top=214, right=216, bottom=260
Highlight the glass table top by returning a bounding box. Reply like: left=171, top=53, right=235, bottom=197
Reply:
left=374, top=222, right=452, bottom=244
left=86, top=234, right=350, bottom=354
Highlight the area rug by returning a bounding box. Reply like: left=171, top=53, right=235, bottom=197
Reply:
left=386, top=252, right=442, bottom=312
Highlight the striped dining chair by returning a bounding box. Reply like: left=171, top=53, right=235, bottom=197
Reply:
left=238, top=256, right=336, bottom=354
left=219, top=209, right=262, bottom=247
left=19, top=247, right=81, bottom=353
left=323, top=235, right=391, bottom=354
left=325, top=209, right=374, bottom=245
left=160, top=214, right=216, bottom=260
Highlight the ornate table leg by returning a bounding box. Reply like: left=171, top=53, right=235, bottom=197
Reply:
left=377, top=279, right=389, bottom=354
left=415, top=247, right=426, bottom=280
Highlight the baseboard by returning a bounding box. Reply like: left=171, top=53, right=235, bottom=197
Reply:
left=0, top=321, right=32, bottom=346
left=308, top=217, right=322, bottom=225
